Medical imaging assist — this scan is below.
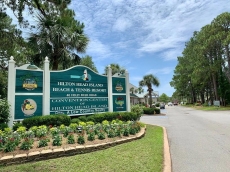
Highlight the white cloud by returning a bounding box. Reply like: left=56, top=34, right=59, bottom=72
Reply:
left=113, top=17, right=132, bottom=32
left=146, top=67, right=174, bottom=75
left=85, top=38, right=112, bottom=61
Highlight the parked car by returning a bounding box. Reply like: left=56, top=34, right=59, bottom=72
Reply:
left=160, top=103, right=165, bottom=109
left=168, top=102, right=173, bottom=106
left=173, top=102, right=178, bottom=106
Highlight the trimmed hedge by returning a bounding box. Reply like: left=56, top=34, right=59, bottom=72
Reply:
left=20, top=112, right=139, bottom=128
left=143, top=108, right=161, bottom=115
left=70, top=112, right=139, bottom=124
left=22, top=114, right=71, bottom=129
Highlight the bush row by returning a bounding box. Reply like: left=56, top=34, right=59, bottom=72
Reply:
left=143, top=108, right=160, bottom=114
left=22, top=115, right=71, bottom=129
left=71, top=112, right=139, bottom=124
left=19, top=112, right=139, bottom=130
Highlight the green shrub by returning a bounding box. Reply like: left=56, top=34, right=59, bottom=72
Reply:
left=143, top=108, right=155, bottom=114
left=22, top=115, right=71, bottom=128
left=143, top=108, right=160, bottom=115
left=131, top=104, right=144, bottom=116
left=0, top=123, right=8, bottom=130
left=0, top=98, right=10, bottom=123
left=86, top=115, right=95, bottom=122
left=203, top=102, right=209, bottom=106
left=93, top=113, right=105, bottom=123
left=78, top=116, right=87, bottom=122
left=13, top=122, right=24, bottom=131
left=104, top=112, right=117, bottom=121
left=71, top=118, right=80, bottom=124
left=155, top=103, right=160, bottom=107
left=195, top=103, right=201, bottom=106
left=154, top=108, right=160, bottom=114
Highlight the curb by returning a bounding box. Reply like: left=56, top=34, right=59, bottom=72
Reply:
left=163, top=126, right=172, bottom=172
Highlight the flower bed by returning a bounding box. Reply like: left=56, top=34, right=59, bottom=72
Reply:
left=0, top=120, right=142, bottom=158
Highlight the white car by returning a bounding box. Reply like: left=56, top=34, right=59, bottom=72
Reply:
left=168, top=102, right=173, bottom=106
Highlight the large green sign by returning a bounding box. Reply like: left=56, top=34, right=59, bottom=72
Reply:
left=50, top=66, right=109, bottom=115
left=15, top=69, right=43, bottom=93
left=15, top=95, right=42, bottom=119
left=112, top=77, right=126, bottom=93
left=113, top=95, right=127, bottom=111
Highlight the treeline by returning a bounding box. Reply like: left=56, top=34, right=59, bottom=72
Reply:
left=171, top=12, right=230, bottom=106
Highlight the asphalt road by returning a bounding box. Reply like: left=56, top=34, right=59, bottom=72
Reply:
left=140, top=106, right=230, bottom=172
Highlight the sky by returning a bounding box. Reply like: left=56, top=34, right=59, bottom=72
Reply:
left=7, top=0, right=230, bottom=97
left=67, top=0, right=230, bottom=97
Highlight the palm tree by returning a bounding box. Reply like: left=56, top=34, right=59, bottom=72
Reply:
left=136, top=87, right=144, bottom=94
left=139, top=74, right=160, bottom=107
left=27, top=4, right=89, bottom=70
left=104, top=63, right=126, bottom=75
left=130, top=87, right=135, bottom=94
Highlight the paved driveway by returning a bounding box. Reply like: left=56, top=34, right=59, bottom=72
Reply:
left=140, top=106, right=230, bottom=172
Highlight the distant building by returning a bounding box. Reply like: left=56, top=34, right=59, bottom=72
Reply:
left=129, top=83, right=159, bottom=106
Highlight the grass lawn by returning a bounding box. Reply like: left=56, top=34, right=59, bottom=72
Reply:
left=0, top=125, right=163, bottom=172
left=184, top=105, right=230, bottom=111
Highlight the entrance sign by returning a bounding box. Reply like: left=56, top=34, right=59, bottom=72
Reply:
left=50, top=66, right=109, bottom=115
left=7, top=56, right=130, bottom=127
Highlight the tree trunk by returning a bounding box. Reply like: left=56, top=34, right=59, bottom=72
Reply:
left=211, top=73, right=219, bottom=100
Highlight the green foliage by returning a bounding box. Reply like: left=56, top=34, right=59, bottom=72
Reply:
left=131, top=104, right=144, bottom=116
left=71, top=112, right=139, bottom=125
left=3, top=0, right=89, bottom=70
left=13, top=122, right=24, bottom=131
left=71, top=118, right=80, bottom=124
left=3, top=137, right=17, bottom=152
left=78, top=116, right=87, bottom=122
left=104, top=63, right=126, bottom=75
left=0, top=98, right=10, bottom=124
left=0, top=123, right=8, bottom=131
left=139, top=74, right=160, bottom=107
left=52, top=135, right=62, bottom=146
left=69, top=123, right=78, bottom=132
left=80, top=55, right=98, bottom=73
left=77, top=134, right=85, bottom=144
left=20, top=138, right=34, bottom=150
left=171, top=12, right=230, bottom=105
left=107, top=129, right=116, bottom=138
left=159, top=93, right=169, bottom=103
left=50, top=127, right=60, bottom=138
left=143, top=108, right=160, bottom=114
left=67, top=134, right=75, bottom=144
left=97, top=130, right=106, bottom=140
left=154, top=108, right=161, bottom=114
left=87, top=129, right=95, bottom=141
left=38, top=138, right=49, bottom=148
left=143, top=108, right=155, bottom=114
left=22, top=115, right=71, bottom=128
left=36, top=126, right=48, bottom=138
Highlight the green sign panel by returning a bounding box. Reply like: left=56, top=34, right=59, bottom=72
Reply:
left=15, top=69, right=43, bottom=93
left=113, top=95, right=127, bottom=112
left=112, top=77, right=126, bottom=93
left=50, top=66, right=108, bottom=115
left=15, top=95, right=42, bottom=119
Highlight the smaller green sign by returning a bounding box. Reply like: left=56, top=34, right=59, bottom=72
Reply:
left=113, top=95, right=127, bottom=112
left=15, top=70, right=43, bottom=93
left=112, top=77, right=126, bottom=93
left=15, top=95, right=42, bottom=119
